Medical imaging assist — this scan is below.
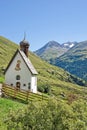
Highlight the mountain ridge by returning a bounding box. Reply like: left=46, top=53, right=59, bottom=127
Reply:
left=0, top=36, right=87, bottom=130
left=34, top=39, right=87, bottom=80
left=0, top=36, right=85, bottom=87
left=50, top=40, right=87, bottom=80
left=34, top=40, right=77, bottom=62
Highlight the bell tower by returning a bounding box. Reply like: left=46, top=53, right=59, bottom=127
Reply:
left=20, top=35, right=30, bottom=57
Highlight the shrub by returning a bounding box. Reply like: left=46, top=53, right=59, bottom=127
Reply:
left=5, top=99, right=87, bottom=130
left=38, top=84, right=51, bottom=94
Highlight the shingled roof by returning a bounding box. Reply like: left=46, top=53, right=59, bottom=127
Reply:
left=5, top=49, right=38, bottom=75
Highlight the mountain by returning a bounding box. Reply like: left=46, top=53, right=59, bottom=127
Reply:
left=50, top=40, right=87, bottom=80
left=0, top=36, right=86, bottom=89
left=1, top=36, right=87, bottom=130
left=62, top=41, right=78, bottom=49
left=34, top=41, right=77, bottom=62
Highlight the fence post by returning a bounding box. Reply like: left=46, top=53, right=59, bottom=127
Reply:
left=4, top=84, right=6, bottom=94
left=14, top=87, right=17, bottom=98
left=42, top=94, right=43, bottom=100
left=26, top=90, right=29, bottom=103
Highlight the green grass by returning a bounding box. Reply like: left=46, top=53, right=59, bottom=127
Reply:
left=0, top=36, right=87, bottom=129
left=0, top=35, right=87, bottom=97
left=0, top=77, right=4, bottom=83
left=0, top=36, right=86, bottom=98
left=0, top=36, right=18, bottom=68
left=0, top=35, right=85, bottom=86
left=0, top=98, right=25, bottom=130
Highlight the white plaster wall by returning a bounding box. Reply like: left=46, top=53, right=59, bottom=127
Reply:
left=5, top=52, right=37, bottom=93
left=31, top=76, right=37, bottom=93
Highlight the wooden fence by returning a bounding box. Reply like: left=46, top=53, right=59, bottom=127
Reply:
left=2, top=84, right=48, bottom=102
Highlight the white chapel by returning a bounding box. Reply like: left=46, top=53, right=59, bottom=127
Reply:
left=5, top=38, right=38, bottom=93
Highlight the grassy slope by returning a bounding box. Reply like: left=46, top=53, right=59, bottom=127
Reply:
left=0, top=36, right=18, bottom=68
left=0, top=35, right=84, bottom=85
left=0, top=36, right=86, bottom=95
left=0, top=98, right=25, bottom=130
left=0, top=36, right=87, bottom=129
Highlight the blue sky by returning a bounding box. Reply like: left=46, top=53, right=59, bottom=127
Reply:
left=0, top=0, right=87, bottom=51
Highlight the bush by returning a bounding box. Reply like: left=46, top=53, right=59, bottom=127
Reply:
left=38, top=84, right=51, bottom=94
left=5, top=99, right=87, bottom=130
left=38, top=85, right=44, bottom=93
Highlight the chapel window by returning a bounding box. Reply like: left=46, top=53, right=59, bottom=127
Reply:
left=23, top=84, right=26, bottom=86
left=16, top=75, right=20, bottom=80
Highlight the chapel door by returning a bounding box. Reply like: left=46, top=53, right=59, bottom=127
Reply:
left=16, top=82, right=21, bottom=89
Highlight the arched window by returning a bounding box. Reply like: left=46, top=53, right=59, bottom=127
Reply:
left=23, top=84, right=26, bottom=87
left=16, top=75, right=20, bottom=80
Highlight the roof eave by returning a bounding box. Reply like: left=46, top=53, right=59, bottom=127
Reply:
left=4, top=49, right=19, bottom=74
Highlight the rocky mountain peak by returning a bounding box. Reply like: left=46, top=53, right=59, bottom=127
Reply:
left=45, top=41, right=60, bottom=48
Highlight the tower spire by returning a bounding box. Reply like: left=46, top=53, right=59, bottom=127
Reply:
left=23, top=32, right=26, bottom=40
left=20, top=33, right=30, bottom=57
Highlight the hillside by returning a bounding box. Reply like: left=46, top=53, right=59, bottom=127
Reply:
left=34, top=41, right=77, bottom=62
left=0, top=36, right=18, bottom=70
left=0, top=36, right=86, bottom=87
left=1, top=36, right=87, bottom=130
left=0, top=36, right=87, bottom=103
left=50, top=40, right=87, bottom=80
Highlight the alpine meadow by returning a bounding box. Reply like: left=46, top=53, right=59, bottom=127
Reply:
left=0, top=36, right=87, bottom=130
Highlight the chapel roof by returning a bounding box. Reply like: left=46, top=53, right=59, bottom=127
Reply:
left=19, top=50, right=38, bottom=75
left=5, top=49, right=38, bottom=75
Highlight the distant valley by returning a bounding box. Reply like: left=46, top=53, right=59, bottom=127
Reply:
left=34, top=40, right=87, bottom=80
